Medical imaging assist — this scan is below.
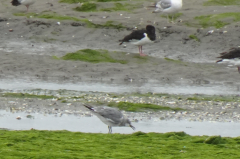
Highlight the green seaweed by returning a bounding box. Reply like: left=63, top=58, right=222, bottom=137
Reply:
left=186, top=95, right=239, bottom=102
left=59, top=0, right=126, bottom=3
left=59, top=0, right=87, bottom=3
left=107, top=102, right=185, bottom=112
left=203, top=0, right=240, bottom=6
left=74, top=2, right=97, bottom=12
left=0, top=93, right=55, bottom=99
left=97, top=0, right=125, bottom=2
left=101, top=3, right=137, bottom=12
left=111, top=92, right=240, bottom=103
left=14, top=13, right=125, bottom=29
left=77, top=19, right=125, bottom=29
left=187, top=12, right=240, bottom=28
left=164, top=58, right=187, bottom=66
left=204, top=136, right=226, bottom=144
left=14, top=12, right=81, bottom=21
left=0, top=130, right=240, bottom=158
left=59, top=49, right=127, bottom=64
left=161, top=13, right=183, bottom=21
left=189, top=34, right=200, bottom=42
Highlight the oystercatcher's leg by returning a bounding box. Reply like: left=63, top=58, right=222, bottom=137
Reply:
left=238, top=66, right=240, bottom=74
left=26, top=5, right=29, bottom=12
left=139, top=46, right=147, bottom=56
left=138, top=46, right=141, bottom=54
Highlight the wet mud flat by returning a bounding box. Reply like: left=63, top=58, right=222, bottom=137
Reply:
left=1, top=0, right=240, bottom=137
left=1, top=90, right=240, bottom=137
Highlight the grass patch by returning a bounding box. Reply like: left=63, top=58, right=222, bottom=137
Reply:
left=0, top=93, right=55, bottom=99
left=0, top=130, right=240, bottom=158
left=186, top=12, right=240, bottom=28
left=189, top=34, right=200, bottom=42
left=203, top=0, right=240, bottom=6
left=59, top=49, right=128, bottom=64
left=161, top=13, right=183, bottom=21
left=74, top=2, right=97, bottom=12
left=107, top=102, right=184, bottom=112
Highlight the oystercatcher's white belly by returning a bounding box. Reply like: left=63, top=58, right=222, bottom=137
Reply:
left=20, top=0, right=35, bottom=5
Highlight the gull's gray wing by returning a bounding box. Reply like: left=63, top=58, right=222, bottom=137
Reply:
left=95, top=107, right=123, bottom=123
left=156, top=0, right=172, bottom=9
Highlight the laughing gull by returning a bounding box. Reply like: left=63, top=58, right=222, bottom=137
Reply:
left=151, top=0, right=182, bottom=23
left=11, top=0, right=35, bottom=12
left=119, top=25, right=156, bottom=56
left=84, top=104, right=135, bottom=133
left=216, top=48, right=240, bottom=73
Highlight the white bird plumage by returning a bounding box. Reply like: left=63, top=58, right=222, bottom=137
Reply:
left=152, top=0, right=182, bottom=23
left=84, top=104, right=135, bottom=133
left=11, top=0, right=35, bottom=12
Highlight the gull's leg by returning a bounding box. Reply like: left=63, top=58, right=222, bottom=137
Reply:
left=108, top=126, right=112, bottom=134
left=238, top=66, right=240, bottom=73
left=171, top=15, right=176, bottom=24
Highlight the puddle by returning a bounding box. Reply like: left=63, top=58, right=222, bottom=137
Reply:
left=0, top=79, right=239, bottom=95
left=1, top=110, right=240, bottom=137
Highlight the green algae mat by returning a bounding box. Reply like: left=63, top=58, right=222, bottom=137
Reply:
left=1, top=130, right=240, bottom=158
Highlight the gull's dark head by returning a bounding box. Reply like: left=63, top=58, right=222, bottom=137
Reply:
left=126, top=119, right=135, bottom=130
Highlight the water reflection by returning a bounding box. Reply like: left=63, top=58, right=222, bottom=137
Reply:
left=1, top=110, right=240, bottom=137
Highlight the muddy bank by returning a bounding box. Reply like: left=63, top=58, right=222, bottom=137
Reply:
left=0, top=0, right=240, bottom=88
left=0, top=90, right=240, bottom=123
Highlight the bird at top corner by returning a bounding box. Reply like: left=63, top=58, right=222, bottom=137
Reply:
left=11, top=0, right=35, bottom=12
left=216, top=48, right=240, bottom=73
left=151, top=0, right=182, bottom=23
left=119, top=25, right=156, bottom=57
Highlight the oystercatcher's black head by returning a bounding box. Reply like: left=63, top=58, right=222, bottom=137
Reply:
left=146, top=25, right=156, bottom=41
left=11, top=0, right=21, bottom=6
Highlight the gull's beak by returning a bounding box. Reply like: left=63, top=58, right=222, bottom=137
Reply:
left=130, top=124, right=135, bottom=130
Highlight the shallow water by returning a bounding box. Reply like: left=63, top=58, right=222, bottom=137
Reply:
left=1, top=110, right=240, bottom=137
left=0, top=79, right=239, bottom=95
